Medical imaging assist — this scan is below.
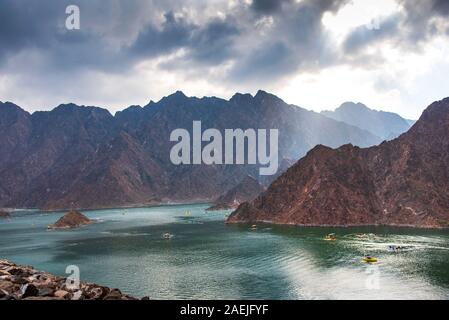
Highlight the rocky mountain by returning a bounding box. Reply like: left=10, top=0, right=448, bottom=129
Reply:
left=207, top=175, right=265, bottom=211
left=228, top=98, right=449, bottom=229
left=0, top=91, right=383, bottom=210
left=321, top=102, right=413, bottom=140
left=47, top=211, right=93, bottom=229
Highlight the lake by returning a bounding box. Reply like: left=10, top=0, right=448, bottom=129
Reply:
left=1, top=204, right=448, bottom=300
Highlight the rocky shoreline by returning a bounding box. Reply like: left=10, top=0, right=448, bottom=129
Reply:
left=0, top=260, right=147, bottom=300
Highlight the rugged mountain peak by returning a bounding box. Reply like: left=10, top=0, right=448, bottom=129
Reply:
left=0, top=101, right=30, bottom=127
left=52, top=103, right=112, bottom=116
left=125, top=105, right=143, bottom=111
left=230, top=92, right=254, bottom=103
left=0, top=101, right=26, bottom=111
left=115, top=105, right=143, bottom=117
left=322, top=101, right=412, bottom=140
left=159, top=90, right=189, bottom=103
left=0, top=101, right=29, bottom=117
left=416, top=97, right=449, bottom=123
left=254, top=90, right=289, bottom=108
left=405, top=97, right=449, bottom=141
left=338, top=101, right=369, bottom=111
left=255, top=90, right=282, bottom=101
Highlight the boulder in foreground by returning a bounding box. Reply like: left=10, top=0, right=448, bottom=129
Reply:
left=0, top=260, right=143, bottom=300
left=48, top=210, right=93, bottom=229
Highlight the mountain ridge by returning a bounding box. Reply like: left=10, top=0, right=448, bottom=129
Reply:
left=1, top=92, right=398, bottom=210
left=321, top=102, right=414, bottom=140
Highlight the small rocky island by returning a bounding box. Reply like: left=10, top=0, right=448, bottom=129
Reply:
left=0, top=210, right=11, bottom=219
left=0, top=260, right=144, bottom=300
left=48, top=210, right=93, bottom=229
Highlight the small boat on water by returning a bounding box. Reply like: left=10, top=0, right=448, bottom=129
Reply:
left=250, top=225, right=258, bottom=231
left=324, top=233, right=337, bottom=241
left=363, top=256, right=378, bottom=263
left=163, top=233, right=174, bottom=240
left=388, top=245, right=405, bottom=252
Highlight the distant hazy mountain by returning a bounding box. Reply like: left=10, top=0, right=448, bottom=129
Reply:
left=0, top=91, right=383, bottom=210
left=207, top=175, right=265, bottom=211
left=228, top=98, right=449, bottom=229
left=321, top=102, right=414, bottom=140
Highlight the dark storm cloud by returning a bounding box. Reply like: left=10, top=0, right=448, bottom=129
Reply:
left=230, top=0, right=348, bottom=82
left=187, top=18, right=240, bottom=64
left=251, top=0, right=293, bottom=14
left=0, top=0, right=62, bottom=60
left=430, top=0, right=449, bottom=15
left=0, top=0, right=242, bottom=73
left=0, top=0, right=141, bottom=72
left=232, top=42, right=293, bottom=80
left=1, top=0, right=449, bottom=92
left=130, top=11, right=196, bottom=57
left=343, top=15, right=401, bottom=54
left=131, top=13, right=240, bottom=65
left=343, top=0, right=449, bottom=55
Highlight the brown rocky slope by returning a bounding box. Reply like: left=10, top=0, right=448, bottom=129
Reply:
left=228, top=98, right=449, bottom=228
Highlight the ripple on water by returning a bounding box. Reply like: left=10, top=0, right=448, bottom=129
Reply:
left=1, top=207, right=449, bottom=299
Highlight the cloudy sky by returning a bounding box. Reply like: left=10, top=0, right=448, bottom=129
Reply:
left=1, top=0, right=449, bottom=119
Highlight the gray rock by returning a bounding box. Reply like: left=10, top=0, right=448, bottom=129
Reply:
left=21, top=283, right=39, bottom=298
left=38, top=287, right=54, bottom=297
left=0, top=280, right=14, bottom=291
left=103, top=288, right=122, bottom=300
left=54, top=290, right=71, bottom=299
left=87, top=286, right=108, bottom=300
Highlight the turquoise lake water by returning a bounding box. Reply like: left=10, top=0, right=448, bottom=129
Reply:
left=1, top=204, right=449, bottom=300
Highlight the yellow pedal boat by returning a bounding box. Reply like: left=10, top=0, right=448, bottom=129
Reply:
left=363, top=256, right=378, bottom=263
left=324, top=233, right=337, bottom=241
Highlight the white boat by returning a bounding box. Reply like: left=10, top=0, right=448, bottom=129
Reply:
left=163, top=233, right=174, bottom=240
